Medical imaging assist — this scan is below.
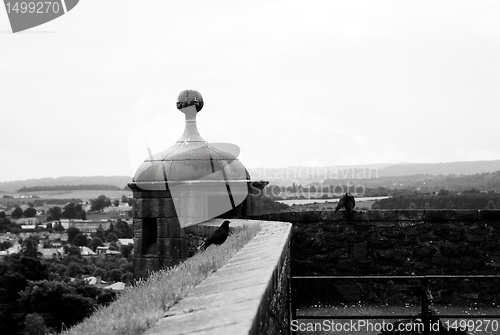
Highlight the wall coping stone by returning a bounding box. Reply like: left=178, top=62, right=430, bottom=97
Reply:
left=144, top=220, right=292, bottom=335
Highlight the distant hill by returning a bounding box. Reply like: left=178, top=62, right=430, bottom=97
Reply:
left=249, top=159, right=500, bottom=185
left=377, top=160, right=500, bottom=177
left=248, top=164, right=391, bottom=186
left=0, top=176, right=132, bottom=193
left=2, top=159, right=500, bottom=193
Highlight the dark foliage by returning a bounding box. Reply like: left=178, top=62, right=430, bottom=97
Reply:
left=66, top=227, right=81, bottom=244
left=17, top=280, right=116, bottom=331
left=90, top=195, right=112, bottom=211
left=113, top=220, right=134, bottom=238
left=0, top=252, right=120, bottom=335
left=47, top=206, right=62, bottom=220
left=0, top=255, right=49, bottom=335
left=261, top=196, right=289, bottom=213
left=23, top=207, right=37, bottom=218
left=21, top=237, right=41, bottom=258
left=72, top=234, right=89, bottom=247
left=373, top=190, right=500, bottom=209
left=0, top=217, right=21, bottom=233
left=11, top=206, right=24, bottom=219
left=61, top=203, right=86, bottom=220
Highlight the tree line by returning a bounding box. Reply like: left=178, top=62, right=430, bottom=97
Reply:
left=373, top=189, right=500, bottom=209
left=0, top=253, right=121, bottom=334
left=17, top=184, right=121, bottom=192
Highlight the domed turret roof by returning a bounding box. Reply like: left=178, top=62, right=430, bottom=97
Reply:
left=132, top=90, right=249, bottom=185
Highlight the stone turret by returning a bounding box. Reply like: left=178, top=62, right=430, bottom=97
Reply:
left=129, top=90, right=268, bottom=277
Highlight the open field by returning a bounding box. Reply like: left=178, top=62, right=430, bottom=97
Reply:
left=296, top=305, right=500, bottom=335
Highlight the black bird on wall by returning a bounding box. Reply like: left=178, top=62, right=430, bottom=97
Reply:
left=199, top=220, right=231, bottom=250
left=335, top=193, right=355, bottom=218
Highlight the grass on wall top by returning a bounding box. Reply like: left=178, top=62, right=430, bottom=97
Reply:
left=63, top=222, right=262, bottom=335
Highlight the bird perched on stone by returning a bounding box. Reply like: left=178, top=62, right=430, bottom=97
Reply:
left=199, top=220, right=231, bottom=250
left=335, top=193, right=355, bottom=218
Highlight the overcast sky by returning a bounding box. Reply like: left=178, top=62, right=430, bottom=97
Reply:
left=1, top=0, right=499, bottom=182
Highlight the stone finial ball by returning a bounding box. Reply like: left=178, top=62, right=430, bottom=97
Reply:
left=177, top=90, right=204, bottom=112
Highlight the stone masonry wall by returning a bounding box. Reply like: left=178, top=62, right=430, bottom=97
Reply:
left=256, top=226, right=290, bottom=335
left=256, top=209, right=500, bottom=307
left=130, top=186, right=187, bottom=279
